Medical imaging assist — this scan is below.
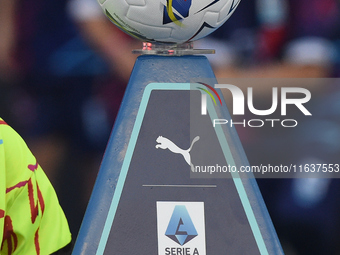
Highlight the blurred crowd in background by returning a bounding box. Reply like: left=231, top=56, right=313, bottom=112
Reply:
left=1, top=0, right=340, bottom=254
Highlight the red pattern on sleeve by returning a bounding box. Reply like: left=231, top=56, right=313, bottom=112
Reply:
left=1, top=215, right=18, bottom=254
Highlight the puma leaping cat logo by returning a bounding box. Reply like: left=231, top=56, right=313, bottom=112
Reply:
left=155, top=136, right=200, bottom=171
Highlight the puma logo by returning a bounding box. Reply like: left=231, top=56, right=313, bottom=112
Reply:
left=156, top=136, right=200, bottom=171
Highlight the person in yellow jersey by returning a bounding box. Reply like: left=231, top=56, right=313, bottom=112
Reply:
left=0, top=118, right=72, bottom=254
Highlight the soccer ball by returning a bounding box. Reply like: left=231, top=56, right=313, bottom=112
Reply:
left=98, top=0, right=241, bottom=44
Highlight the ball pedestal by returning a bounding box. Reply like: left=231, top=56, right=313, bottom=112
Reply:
left=72, top=43, right=284, bottom=255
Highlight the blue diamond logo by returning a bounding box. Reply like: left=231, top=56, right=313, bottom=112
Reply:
left=165, top=205, right=198, bottom=245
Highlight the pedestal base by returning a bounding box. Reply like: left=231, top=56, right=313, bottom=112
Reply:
left=72, top=55, right=283, bottom=255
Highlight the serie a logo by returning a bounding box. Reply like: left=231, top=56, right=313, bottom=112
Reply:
left=157, top=202, right=206, bottom=255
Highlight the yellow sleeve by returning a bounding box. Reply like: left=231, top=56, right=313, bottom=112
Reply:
left=0, top=124, right=5, bottom=253
left=0, top=118, right=72, bottom=254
